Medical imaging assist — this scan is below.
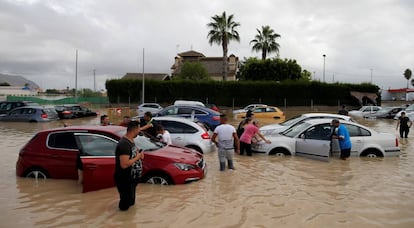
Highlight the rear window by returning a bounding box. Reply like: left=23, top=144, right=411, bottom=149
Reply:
left=158, top=120, right=198, bottom=134
left=48, top=132, right=78, bottom=149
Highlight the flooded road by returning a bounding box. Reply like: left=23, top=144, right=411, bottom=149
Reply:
left=1, top=111, right=414, bottom=227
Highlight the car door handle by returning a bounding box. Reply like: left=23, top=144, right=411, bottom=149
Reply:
left=85, top=164, right=97, bottom=170
left=175, top=137, right=182, bottom=140
left=355, top=140, right=362, bottom=143
left=51, top=154, right=61, bottom=158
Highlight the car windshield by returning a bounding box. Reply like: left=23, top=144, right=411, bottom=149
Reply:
left=117, top=130, right=164, bottom=151
left=280, top=122, right=312, bottom=138
left=279, top=115, right=305, bottom=126
left=405, top=104, right=414, bottom=111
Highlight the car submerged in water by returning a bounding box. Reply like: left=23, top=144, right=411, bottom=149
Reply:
left=252, top=119, right=400, bottom=160
left=16, top=125, right=207, bottom=192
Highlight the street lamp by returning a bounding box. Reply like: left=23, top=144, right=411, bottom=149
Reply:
left=323, top=54, right=326, bottom=82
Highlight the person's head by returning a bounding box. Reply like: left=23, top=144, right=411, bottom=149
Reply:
left=331, top=119, right=340, bottom=127
left=126, top=120, right=140, bottom=138
left=252, top=120, right=260, bottom=127
left=219, top=114, right=228, bottom=124
left=246, top=110, right=254, bottom=118
left=155, top=124, right=164, bottom=134
left=401, top=111, right=406, bottom=116
left=342, top=104, right=346, bottom=109
left=144, top=111, right=152, bottom=121
left=100, top=114, right=110, bottom=126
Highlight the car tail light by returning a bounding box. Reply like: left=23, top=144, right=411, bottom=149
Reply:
left=41, top=112, right=48, bottom=119
left=62, top=111, right=71, bottom=114
left=396, top=138, right=399, bottom=147
left=201, top=132, right=210, bottom=139
left=212, top=116, right=220, bottom=121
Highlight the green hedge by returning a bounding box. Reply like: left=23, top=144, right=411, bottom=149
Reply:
left=106, top=79, right=380, bottom=106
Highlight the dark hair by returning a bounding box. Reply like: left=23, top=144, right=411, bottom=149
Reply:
left=332, top=119, right=340, bottom=124
left=144, top=111, right=152, bottom=118
left=127, top=120, right=140, bottom=132
left=155, top=124, right=164, bottom=132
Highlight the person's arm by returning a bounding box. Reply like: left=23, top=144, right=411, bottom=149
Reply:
left=119, top=149, right=143, bottom=169
left=211, top=133, right=218, bottom=147
left=257, top=132, right=271, bottom=143
left=140, top=123, right=153, bottom=131
left=396, top=120, right=400, bottom=130
left=232, top=132, right=240, bottom=154
left=408, top=119, right=413, bottom=128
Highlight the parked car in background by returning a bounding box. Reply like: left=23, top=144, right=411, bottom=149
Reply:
left=16, top=125, right=207, bottom=192
left=55, top=104, right=97, bottom=119
left=232, top=104, right=267, bottom=115
left=363, top=106, right=405, bottom=119
left=136, top=103, right=163, bottom=117
left=155, top=105, right=220, bottom=130
left=394, top=104, right=414, bottom=120
left=260, top=113, right=354, bottom=135
left=252, top=119, right=400, bottom=159
left=235, top=105, right=285, bottom=120
left=174, top=100, right=205, bottom=107
left=153, top=116, right=215, bottom=153
left=0, top=101, right=39, bottom=114
left=0, top=106, right=59, bottom=122
left=348, top=106, right=382, bottom=117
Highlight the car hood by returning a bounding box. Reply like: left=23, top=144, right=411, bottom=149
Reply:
left=149, top=145, right=202, bottom=163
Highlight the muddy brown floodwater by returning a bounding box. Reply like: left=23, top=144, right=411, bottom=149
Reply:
left=1, top=109, right=414, bottom=227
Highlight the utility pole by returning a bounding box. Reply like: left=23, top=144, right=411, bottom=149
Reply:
left=93, top=69, right=96, bottom=92
left=142, top=48, right=145, bottom=104
left=323, top=54, right=326, bottom=82
left=370, top=68, right=373, bottom=84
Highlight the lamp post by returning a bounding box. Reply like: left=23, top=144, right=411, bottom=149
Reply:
left=323, top=54, right=326, bottom=82
left=370, top=68, right=373, bottom=84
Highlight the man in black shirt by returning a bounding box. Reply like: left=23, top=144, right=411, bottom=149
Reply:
left=396, top=111, right=413, bottom=138
left=114, top=121, right=144, bottom=211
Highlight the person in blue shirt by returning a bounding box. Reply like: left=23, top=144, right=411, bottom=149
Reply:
left=331, top=119, right=352, bottom=160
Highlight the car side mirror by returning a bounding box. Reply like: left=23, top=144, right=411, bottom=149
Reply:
left=300, top=134, right=306, bottom=139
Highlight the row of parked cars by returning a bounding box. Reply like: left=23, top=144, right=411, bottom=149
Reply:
left=0, top=101, right=97, bottom=122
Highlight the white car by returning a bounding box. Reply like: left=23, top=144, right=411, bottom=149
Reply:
left=137, top=103, right=163, bottom=117
left=174, top=100, right=205, bottom=107
left=252, top=119, right=400, bottom=160
left=260, top=113, right=354, bottom=135
left=153, top=116, right=215, bottom=154
left=232, top=104, right=267, bottom=114
left=348, top=106, right=382, bottom=117
left=394, top=104, right=414, bottom=121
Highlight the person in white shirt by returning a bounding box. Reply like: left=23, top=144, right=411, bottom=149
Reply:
left=211, top=114, right=240, bottom=171
left=155, top=124, right=172, bottom=145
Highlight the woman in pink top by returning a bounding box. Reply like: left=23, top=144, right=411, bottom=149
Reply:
left=239, top=120, right=271, bottom=156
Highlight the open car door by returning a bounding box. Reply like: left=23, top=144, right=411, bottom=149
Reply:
left=295, top=123, right=332, bottom=162
left=75, top=133, right=118, bottom=193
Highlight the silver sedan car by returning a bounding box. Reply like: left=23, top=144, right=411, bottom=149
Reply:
left=252, top=119, right=400, bottom=160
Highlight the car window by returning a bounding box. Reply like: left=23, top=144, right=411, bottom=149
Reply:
left=344, top=124, right=371, bottom=137
left=9, top=108, right=21, bottom=115
left=48, top=132, right=78, bottom=150
left=266, top=107, right=276, bottom=112
left=75, top=134, right=117, bottom=156
left=373, top=107, right=380, bottom=111
left=21, top=108, right=35, bottom=114
left=303, top=123, right=332, bottom=140
left=178, top=107, right=193, bottom=115
left=163, top=107, right=178, bottom=115
left=281, top=122, right=311, bottom=138
left=159, top=120, right=198, bottom=134
left=255, top=108, right=266, bottom=113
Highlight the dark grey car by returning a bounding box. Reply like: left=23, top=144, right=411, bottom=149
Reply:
left=0, top=101, right=39, bottom=114
left=0, top=106, right=59, bottom=122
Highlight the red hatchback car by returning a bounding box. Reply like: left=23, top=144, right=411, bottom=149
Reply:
left=16, top=125, right=207, bottom=192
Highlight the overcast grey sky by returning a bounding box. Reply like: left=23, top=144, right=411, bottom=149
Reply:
left=0, top=0, right=413, bottom=91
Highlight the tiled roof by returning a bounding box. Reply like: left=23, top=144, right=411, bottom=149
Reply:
left=178, top=50, right=205, bottom=57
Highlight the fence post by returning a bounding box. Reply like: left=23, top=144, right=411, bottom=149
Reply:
left=284, top=98, right=287, bottom=112
left=311, top=99, right=313, bottom=111
left=232, top=97, right=235, bottom=110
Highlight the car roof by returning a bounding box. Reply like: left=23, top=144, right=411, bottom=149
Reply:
left=37, top=125, right=126, bottom=134
left=302, top=118, right=367, bottom=129
left=164, top=105, right=220, bottom=114
left=153, top=116, right=204, bottom=127
left=302, top=112, right=352, bottom=120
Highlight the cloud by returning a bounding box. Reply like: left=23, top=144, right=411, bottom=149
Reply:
left=0, top=0, right=413, bottom=90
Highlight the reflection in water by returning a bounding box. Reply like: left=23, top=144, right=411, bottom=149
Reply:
left=1, top=112, right=414, bottom=227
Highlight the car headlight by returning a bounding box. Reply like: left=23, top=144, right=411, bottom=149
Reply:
left=174, top=163, right=197, bottom=171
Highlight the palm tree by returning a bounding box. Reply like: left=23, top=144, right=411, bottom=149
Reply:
left=250, top=25, right=281, bottom=60
left=404, top=68, right=412, bottom=100
left=207, top=11, right=240, bottom=81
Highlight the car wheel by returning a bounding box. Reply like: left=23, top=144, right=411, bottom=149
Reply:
left=145, top=174, right=172, bottom=185
left=269, top=148, right=290, bottom=156
left=25, top=168, right=48, bottom=180
left=362, top=149, right=382, bottom=158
